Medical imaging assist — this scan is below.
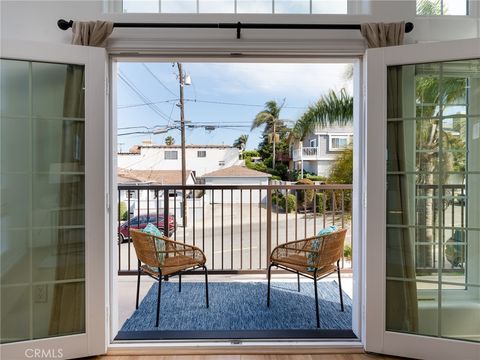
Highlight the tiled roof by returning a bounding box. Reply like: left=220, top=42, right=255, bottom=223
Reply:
left=203, top=166, right=271, bottom=178
left=117, top=169, right=193, bottom=185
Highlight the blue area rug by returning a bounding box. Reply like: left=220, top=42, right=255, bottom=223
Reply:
left=121, top=281, right=352, bottom=331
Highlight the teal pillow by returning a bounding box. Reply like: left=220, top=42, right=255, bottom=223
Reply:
left=307, top=225, right=338, bottom=271
left=142, top=223, right=165, bottom=265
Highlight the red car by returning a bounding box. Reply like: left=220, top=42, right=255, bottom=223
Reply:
left=118, top=214, right=176, bottom=242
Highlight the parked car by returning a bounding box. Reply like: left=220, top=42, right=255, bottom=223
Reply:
left=118, top=214, right=176, bottom=243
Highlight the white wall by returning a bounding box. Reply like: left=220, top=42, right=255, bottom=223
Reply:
left=204, top=176, right=269, bottom=204
left=1, top=1, right=479, bottom=49
left=117, top=146, right=240, bottom=176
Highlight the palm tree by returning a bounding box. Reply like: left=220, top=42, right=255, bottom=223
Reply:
left=165, top=136, right=175, bottom=146
left=415, top=75, right=466, bottom=268
left=252, top=99, right=285, bottom=170
left=292, top=89, right=353, bottom=177
left=293, top=89, right=353, bottom=140
left=233, top=134, right=249, bottom=152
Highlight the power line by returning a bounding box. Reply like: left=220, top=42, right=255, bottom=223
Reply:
left=118, top=99, right=178, bottom=109
left=185, top=98, right=306, bottom=109
left=116, top=97, right=307, bottom=110
left=142, top=64, right=177, bottom=97
left=118, top=71, right=171, bottom=122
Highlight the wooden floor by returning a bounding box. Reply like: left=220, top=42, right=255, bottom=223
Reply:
left=89, top=354, right=408, bottom=360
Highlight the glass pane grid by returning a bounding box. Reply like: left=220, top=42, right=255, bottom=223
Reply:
left=1, top=59, right=86, bottom=344
left=386, top=58, right=479, bottom=342
left=121, top=0, right=349, bottom=14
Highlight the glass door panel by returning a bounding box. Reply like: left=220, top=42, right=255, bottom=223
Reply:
left=385, top=58, right=480, bottom=343
left=1, top=59, right=86, bottom=343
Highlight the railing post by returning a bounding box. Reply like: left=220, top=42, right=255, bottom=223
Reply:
left=266, top=187, right=272, bottom=277
left=164, top=188, right=169, bottom=237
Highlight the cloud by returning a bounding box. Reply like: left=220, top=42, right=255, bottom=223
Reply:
left=189, top=63, right=353, bottom=100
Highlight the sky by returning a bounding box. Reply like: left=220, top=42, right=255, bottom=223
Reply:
left=116, top=62, right=353, bottom=152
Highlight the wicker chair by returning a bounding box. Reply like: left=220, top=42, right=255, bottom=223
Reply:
left=130, top=228, right=209, bottom=327
left=267, top=228, right=348, bottom=328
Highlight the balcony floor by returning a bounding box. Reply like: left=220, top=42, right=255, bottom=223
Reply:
left=116, top=273, right=353, bottom=339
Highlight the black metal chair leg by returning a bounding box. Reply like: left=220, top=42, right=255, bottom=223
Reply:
left=337, top=260, right=344, bottom=312
left=297, top=271, right=300, bottom=292
left=267, top=263, right=273, bottom=307
left=313, top=269, right=320, bottom=328
left=136, top=261, right=141, bottom=309
left=155, top=269, right=162, bottom=327
left=204, top=265, right=209, bottom=308
left=179, top=274, right=182, bottom=292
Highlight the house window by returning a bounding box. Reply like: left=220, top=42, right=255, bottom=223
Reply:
left=197, top=150, right=207, bottom=158
left=120, top=0, right=348, bottom=14
left=329, top=136, right=349, bottom=151
left=309, top=138, right=317, bottom=148
left=416, top=0, right=468, bottom=15
left=164, top=150, right=178, bottom=160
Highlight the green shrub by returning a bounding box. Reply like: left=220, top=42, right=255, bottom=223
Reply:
left=315, top=192, right=325, bottom=214
left=343, top=244, right=352, bottom=260
left=306, top=175, right=328, bottom=182
left=271, top=191, right=295, bottom=213
left=296, top=178, right=315, bottom=208
left=119, top=201, right=128, bottom=221
left=282, top=194, right=297, bottom=213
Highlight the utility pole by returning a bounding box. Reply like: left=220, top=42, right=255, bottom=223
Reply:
left=177, top=62, right=187, bottom=227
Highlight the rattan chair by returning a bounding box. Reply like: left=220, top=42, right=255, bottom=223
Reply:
left=267, top=228, right=348, bottom=328
left=130, top=228, right=209, bottom=327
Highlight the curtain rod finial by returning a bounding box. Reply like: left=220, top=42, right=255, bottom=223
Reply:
left=405, top=22, right=414, bottom=33
left=57, top=19, right=73, bottom=30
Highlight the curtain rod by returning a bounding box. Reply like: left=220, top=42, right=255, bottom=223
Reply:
left=57, top=19, right=414, bottom=39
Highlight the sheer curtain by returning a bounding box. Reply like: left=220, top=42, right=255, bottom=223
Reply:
left=361, top=22, right=419, bottom=333
left=49, top=21, right=112, bottom=336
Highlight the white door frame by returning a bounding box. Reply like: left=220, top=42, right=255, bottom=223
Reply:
left=0, top=40, right=108, bottom=359
left=364, top=38, right=480, bottom=359
left=108, top=54, right=365, bottom=348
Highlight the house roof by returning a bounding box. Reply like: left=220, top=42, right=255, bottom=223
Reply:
left=117, top=169, right=193, bottom=185
left=203, top=165, right=271, bottom=178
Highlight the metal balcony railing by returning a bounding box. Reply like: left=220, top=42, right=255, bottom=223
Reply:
left=117, top=184, right=353, bottom=275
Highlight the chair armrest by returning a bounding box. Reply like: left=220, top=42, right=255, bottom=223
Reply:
left=154, top=235, right=206, bottom=263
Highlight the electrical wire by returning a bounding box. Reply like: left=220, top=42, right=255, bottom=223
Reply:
left=142, top=64, right=177, bottom=97
left=118, top=71, right=171, bottom=122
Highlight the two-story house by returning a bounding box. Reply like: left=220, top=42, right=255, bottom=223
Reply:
left=117, top=141, right=241, bottom=178
left=290, top=124, right=353, bottom=177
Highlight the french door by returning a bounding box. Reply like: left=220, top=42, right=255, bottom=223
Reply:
left=0, top=40, right=108, bottom=359
left=365, top=38, right=480, bottom=359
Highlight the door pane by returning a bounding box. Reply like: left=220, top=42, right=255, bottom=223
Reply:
left=386, top=59, right=480, bottom=342
left=0, top=59, right=86, bottom=343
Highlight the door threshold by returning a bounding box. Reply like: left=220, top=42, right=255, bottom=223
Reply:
left=115, top=328, right=356, bottom=341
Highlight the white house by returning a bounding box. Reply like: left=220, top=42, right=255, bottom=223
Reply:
left=117, top=142, right=241, bottom=177
left=290, top=124, right=353, bottom=177
left=117, top=169, right=196, bottom=217
left=203, top=165, right=271, bottom=204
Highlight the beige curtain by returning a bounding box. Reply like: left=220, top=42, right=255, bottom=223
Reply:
left=71, top=21, right=114, bottom=47
left=49, top=21, right=112, bottom=336
left=361, top=22, right=418, bottom=333
left=361, top=22, right=405, bottom=48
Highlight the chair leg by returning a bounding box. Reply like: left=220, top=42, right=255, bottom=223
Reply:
left=204, top=265, right=209, bottom=308
left=297, top=271, right=300, bottom=292
left=156, top=270, right=162, bottom=327
left=136, top=261, right=141, bottom=309
left=267, top=263, right=273, bottom=307
left=337, top=260, right=344, bottom=312
left=179, top=274, right=182, bottom=292
left=313, top=269, right=320, bottom=328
